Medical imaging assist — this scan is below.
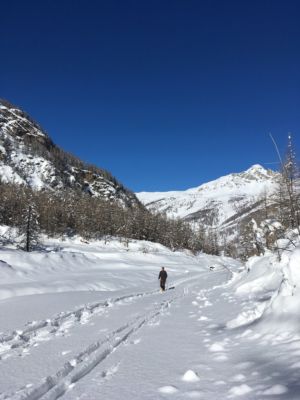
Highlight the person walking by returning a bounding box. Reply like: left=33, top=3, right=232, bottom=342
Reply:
left=158, top=267, right=168, bottom=292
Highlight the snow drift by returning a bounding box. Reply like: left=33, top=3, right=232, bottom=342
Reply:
left=227, top=243, right=300, bottom=334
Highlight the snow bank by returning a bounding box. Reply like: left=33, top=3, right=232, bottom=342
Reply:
left=227, top=245, right=300, bottom=334
left=261, top=248, right=300, bottom=327
left=0, top=233, right=222, bottom=301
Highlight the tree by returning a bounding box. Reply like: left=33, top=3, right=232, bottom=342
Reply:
left=20, top=196, right=40, bottom=252
left=276, top=134, right=300, bottom=231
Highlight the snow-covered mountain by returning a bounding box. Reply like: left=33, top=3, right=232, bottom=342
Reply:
left=137, top=165, right=279, bottom=231
left=0, top=99, right=139, bottom=207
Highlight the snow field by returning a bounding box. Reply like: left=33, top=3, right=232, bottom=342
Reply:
left=1, top=236, right=300, bottom=398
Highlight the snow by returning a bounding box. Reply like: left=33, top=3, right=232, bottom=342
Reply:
left=209, top=342, right=225, bottom=352
left=158, top=385, right=179, bottom=394
left=0, top=164, right=24, bottom=185
left=182, top=370, right=200, bottom=382
left=0, top=103, right=46, bottom=138
left=136, top=164, right=278, bottom=227
left=262, top=384, right=288, bottom=395
left=9, top=150, right=58, bottom=190
left=1, top=234, right=300, bottom=399
left=0, top=144, right=58, bottom=189
left=0, top=104, right=136, bottom=206
left=227, top=244, right=300, bottom=336
left=228, top=384, right=252, bottom=397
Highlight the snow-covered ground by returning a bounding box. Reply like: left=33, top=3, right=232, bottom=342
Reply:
left=1, top=234, right=300, bottom=399
left=136, top=165, right=278, bottom=225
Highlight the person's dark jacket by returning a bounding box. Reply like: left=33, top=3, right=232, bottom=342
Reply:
left=158, top=270, right=167, bottom=282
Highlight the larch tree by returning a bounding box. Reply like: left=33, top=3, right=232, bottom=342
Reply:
left=278, top=134, right=300, bottom=231
left=20, top=195, right=40, bottom=252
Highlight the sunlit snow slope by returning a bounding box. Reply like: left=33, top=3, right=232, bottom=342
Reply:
left=137, top=165, right=278, bottom=229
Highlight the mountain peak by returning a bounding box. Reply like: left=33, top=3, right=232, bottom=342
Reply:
left=241, top=164, right=276, bottom=181
left=0, top=100, right=139, bottom=207
left=137, top=164, right=279, bottom=227
left=246, top=164, right=266, bottom=173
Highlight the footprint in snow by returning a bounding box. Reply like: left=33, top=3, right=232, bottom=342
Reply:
left=230, top=374, right=246, bottom=382
left=208, top=342, right=226, bottom=352
left=228, top=384, right=253, bottom=397
left=158, top=385, right=178, bottom=394
left=261, top=385, right=288, bottom=396
left=208, top=341, right=228, bottom=362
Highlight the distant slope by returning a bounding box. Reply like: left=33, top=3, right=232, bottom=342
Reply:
left=137, top=165, right=279, bottom=231
left=0, top=99, right=139, bottom=207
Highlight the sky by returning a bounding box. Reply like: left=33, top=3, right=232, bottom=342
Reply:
left=1, top=0, right=299, bottom=192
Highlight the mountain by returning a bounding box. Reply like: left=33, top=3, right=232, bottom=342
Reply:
left=137, top=165, right=279, bottom=234
left=0, top=99, right=139, bottom=207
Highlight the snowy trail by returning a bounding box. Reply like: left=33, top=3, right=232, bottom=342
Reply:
left=0, top=273, right=205, bottom=362
left=3, top=296, right=180, bottom=400
left=59, top=270, right=299, bottom=399
left=0, top=269, right=211, bottom=398
left=0, top=269, right=228, bottom=400
left=1, top=239, right=300, bottom=399
left=0, top=290, right=157, bottom=360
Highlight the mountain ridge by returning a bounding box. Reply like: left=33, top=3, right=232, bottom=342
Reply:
left=0, top=99, right=140, bottom=208
left=136, top=164, right=279, bottom=233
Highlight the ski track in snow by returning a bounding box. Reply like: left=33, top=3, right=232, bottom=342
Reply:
left=0, top=294, right=180, bottom=400
left=0, top=290, right=156, bottom=361
left=0, top=273, right=206, bottom=363
left=2, top=251, right=300, bottom=399
left=0, top=272, right=207, bottom=399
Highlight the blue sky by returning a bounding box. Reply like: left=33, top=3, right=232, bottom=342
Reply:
left=1, top=0, right=299, bottom=191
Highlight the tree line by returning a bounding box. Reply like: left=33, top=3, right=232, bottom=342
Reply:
left=0, top=182, right=215, bottom=253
